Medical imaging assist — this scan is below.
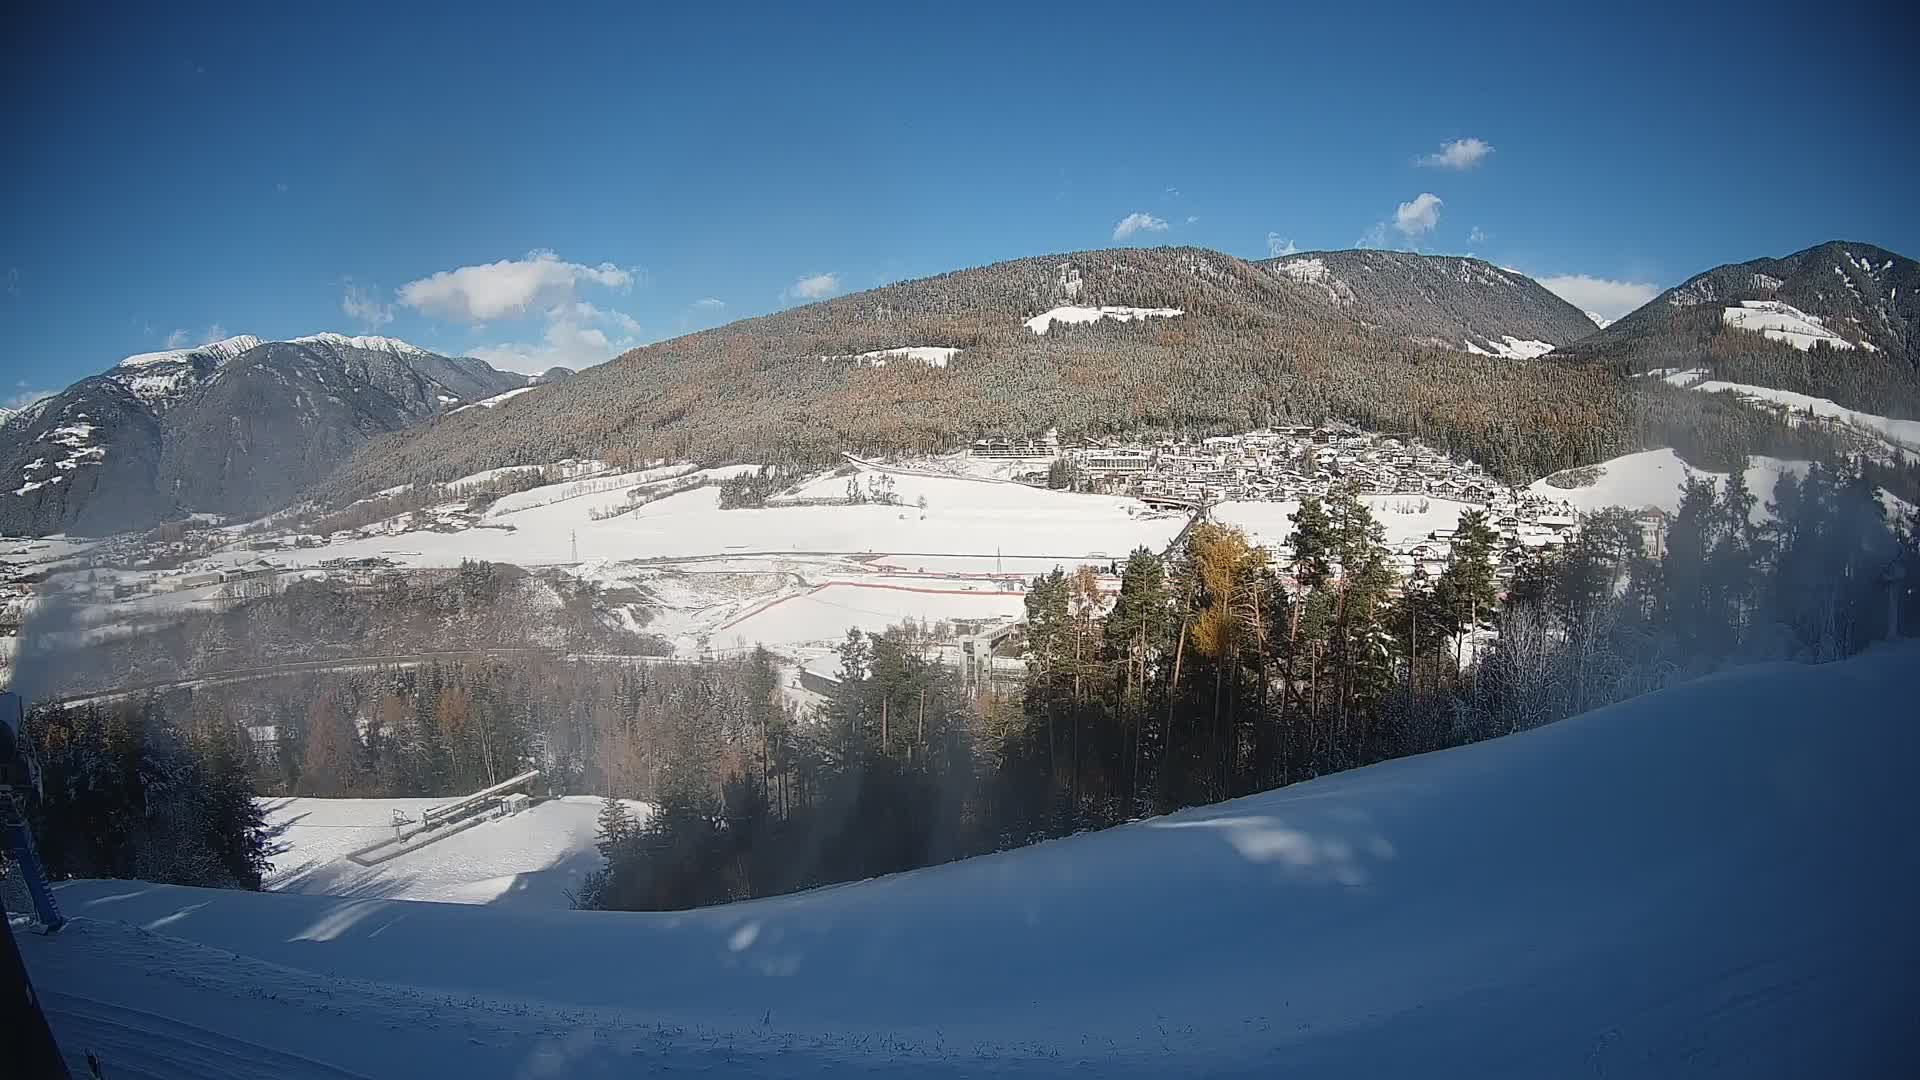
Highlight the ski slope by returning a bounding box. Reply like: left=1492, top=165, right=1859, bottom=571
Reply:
left=260, top=795, right=646, bottom=909
left=24, top=643, right=1919, bottom=1077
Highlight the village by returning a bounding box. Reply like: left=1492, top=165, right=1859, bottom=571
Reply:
left=980, top=425, right=1592, bottom=584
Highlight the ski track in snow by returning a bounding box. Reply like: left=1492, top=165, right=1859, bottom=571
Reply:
left=23, top=643, right=1920, bottom=1077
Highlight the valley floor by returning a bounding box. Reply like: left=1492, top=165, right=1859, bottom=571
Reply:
left=22, top=644, right=1920, bottom=1078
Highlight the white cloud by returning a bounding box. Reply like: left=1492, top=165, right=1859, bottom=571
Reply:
left=1356, top=222, right=1388, bottom=249
left=1416, top=137, right=1495, bottom=170
left=1468, top=226, right=1489, bottom=245
left=695, top=297, right=725, bottom=309
left=1393, top=193, right=1443, bottom=237
left=1535, top=274, right=1661, bottom=321
left=165, top=328, right=190, bottom=349
left=4, top=387, right=53, bottom=412
left=468, top=307, right=639, bottom=375
left=398, top=250, right=634, bottom=323
left=567, top=301, right=641, bottom=335
left=1266, top=233, right=1298, bottom=258
left=1113, top=212, right=1170, bottom=241
left=342, top=283, right=395, bottom=328
left=1186, top=215, right=1199, bottom=224
left=785, top=273, right=840, bottom=301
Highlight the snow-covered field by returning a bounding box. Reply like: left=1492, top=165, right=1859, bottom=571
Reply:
left=1023, top=305, right=1182, bottom=335
left=1214, top=494, right=1480, bottom=551
left=24, top=643, right=1919, bottom=1077
left=1536, top=447, right=1915, bottom=524
left=138, top=465, right=1187, bottom=659
left=260, top=795, right=647, bottom=909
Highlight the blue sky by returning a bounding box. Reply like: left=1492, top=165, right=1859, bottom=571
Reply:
left=4, top=1, right=1914, bottom=401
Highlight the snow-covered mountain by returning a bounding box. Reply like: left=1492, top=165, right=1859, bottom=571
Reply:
left=1584, top=310, right=1613, bottom=329
left=25, top=641, right=1917, bottom=1077
left=1575, top=240, right=1917, bottom=361
left=1258, top=249, right=1600, bottom=358
left=0, top=333, right=530, bottom=536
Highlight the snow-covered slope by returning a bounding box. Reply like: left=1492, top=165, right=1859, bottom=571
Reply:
left=260, top=795, right=647, bottom=909
left=27, top=644, right=1920, bottom=1077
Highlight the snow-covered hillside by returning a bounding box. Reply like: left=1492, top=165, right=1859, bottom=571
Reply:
left=25, top=643, right=1919, bottom=1077
left=1720, top=300, right=1861, bottom=351
left=1464, top=334, right=1555, bottom=359
left=1532, top=447, right=1914, bottom=523
left=829, top=346, right=960, bottom=368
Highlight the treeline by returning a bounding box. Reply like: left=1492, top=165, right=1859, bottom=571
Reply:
left=585, top=462, right=1917, bottom=911
left=16, top=560, right=663, bottom=699
left=26, top=700, right=268, bottom=889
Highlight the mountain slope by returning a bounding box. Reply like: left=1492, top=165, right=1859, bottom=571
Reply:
left=318, top=245, right=1645, bottom=505
left=0, top=335, right=530, bottom=535
left=1259, top=249, right=1600, bottom=357
left=1592, top=240, right=1916, bottom=359
left=1560, top=240, right=1920, bottom=433
left=27, top=643, right=1919, bottom=1077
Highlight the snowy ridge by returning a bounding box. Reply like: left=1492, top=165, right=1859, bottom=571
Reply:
left=288, top=332, right=447, bottom=359
left=1024, top=305, right=1183, bottom=335
left=1583, top=310, right=1612, bottom=329
left=28, top=643, right=1920, bottom=1077
left=116, top=334, right=264, bottom=369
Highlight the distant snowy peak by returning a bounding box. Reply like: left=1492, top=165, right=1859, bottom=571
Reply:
left=288, top=332, right=444, bottom=360
left=1584, top=311, right=1613, bottom=330
left=117, top=334, right=265, bottom=370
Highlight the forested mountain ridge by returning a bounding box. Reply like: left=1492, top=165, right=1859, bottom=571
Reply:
left=1258, top=249, right=1599, bottom=357
left=0, top=334, right=530, bottom=536
left=316, top=246, right=1708, bottom=506
left=1559, top=241, right=1920, bottom=421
